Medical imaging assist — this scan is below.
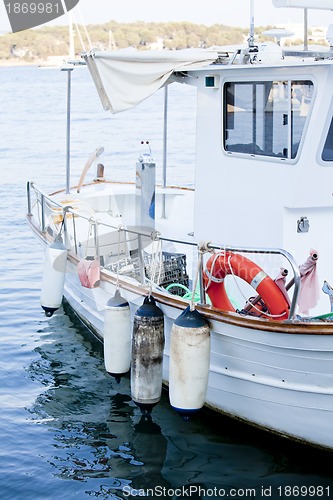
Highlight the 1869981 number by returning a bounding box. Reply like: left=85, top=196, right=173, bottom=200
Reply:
left=5, top=2, right=61, bottom=14
left=277, top=485, right=330, bottom=497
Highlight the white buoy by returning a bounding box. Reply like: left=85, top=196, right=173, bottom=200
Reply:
left=40, top=238, right=67, bottom=317
left=169, top=306, right=210, bottom=416
left=104, top=289, right=131, bottom=382
left=131, top=295, right=165, bottom=413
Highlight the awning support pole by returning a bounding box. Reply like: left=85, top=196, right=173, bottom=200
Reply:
left=61, top=65, right=73, bottom=195
left=162, top=86, right=168, bottom=218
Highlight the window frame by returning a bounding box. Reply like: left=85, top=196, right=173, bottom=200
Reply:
left=222, top=78, right=314, bottom=162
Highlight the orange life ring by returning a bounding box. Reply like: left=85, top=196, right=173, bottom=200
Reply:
left=203, top=251, right=290, bottom=321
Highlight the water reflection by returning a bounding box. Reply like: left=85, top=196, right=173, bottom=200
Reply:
left=26, top=304, right=172, bottom=497
left=26, top=303, right=333, bottom=499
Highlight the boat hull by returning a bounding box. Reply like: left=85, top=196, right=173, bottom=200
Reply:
left=61, top=257, right=333, bottom=451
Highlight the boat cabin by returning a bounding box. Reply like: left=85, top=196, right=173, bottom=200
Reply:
left=83, top=24, right=333, bottom=316
left=174, top=56, right=333, bottom=315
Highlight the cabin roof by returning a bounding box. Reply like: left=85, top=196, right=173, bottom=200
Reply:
left=83, top=45, right=333, bottom=115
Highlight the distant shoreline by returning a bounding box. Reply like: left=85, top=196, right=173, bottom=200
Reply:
left=0, top=59, right=41, bottom=67
left=0, top=58, right=70, bottom=67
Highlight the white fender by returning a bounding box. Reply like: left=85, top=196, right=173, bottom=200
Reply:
left=40, top=238, right=67, bottom=317
left=104, top=290, right=131, bottom=380
left=169, top=306, right=210, bottom=414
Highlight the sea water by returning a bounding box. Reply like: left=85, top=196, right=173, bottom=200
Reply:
left=1, top=65, right=333, bottom=500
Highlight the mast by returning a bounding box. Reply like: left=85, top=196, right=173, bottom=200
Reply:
left=68, top=12, right=75, bottom=59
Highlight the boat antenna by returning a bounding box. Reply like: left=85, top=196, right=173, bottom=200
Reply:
left=248, top=0, right=255, bottom=48
left=303, top=8, right=308, bottom=51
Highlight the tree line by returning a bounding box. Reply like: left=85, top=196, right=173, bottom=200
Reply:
left=0, top=20, right=277, bottom=62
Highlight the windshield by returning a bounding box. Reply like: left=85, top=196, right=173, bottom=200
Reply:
left=224, top=80, right=313, bottom=160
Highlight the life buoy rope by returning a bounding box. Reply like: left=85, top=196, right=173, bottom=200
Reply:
left=203, top=251, right=290, bottom=321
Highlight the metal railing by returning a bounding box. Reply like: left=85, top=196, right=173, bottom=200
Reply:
left=26, top=181, right=300, bottom=319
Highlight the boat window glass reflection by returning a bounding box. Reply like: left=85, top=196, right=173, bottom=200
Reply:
left=322, top=116, right=333, bottom=161
left=223, top=80, right=313, bottom=160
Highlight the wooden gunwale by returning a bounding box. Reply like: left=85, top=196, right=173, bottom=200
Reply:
left=49, top=180, right=195, bottom=197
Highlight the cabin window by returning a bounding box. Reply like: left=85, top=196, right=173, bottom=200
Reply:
left=322, top=117, right=333, bottom=161
left=223, top=80, right=313, bottom=159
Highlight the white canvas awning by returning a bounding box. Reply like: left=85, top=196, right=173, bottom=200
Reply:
left=273, top=0, right=333, bottom=9
left=84, top=48, right=218, bottom=114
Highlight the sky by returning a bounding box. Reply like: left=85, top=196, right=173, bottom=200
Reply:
left=1, top=0, right=333, bottom=33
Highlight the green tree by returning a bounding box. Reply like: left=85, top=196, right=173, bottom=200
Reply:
left=0, top=20, right=275, bottom=63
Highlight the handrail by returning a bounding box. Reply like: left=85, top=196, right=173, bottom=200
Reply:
left=26, top=181, right=32, bottom=215
left=27, top=181, right=64, bottom=210
left=27, top=181, right=66, bottom=235
left=27, top=182, right=300, bottom=319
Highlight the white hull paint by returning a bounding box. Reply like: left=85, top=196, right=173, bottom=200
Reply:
left=57, top=259, right=333, bottom=451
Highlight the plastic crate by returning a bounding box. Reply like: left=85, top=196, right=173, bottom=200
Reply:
left=145, top=251, right=189, bottom=296
left=107, top=252, right=189, bottom=296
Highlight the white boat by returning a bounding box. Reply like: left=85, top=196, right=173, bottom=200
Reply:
left=27, top=0, right=333, bottom=451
